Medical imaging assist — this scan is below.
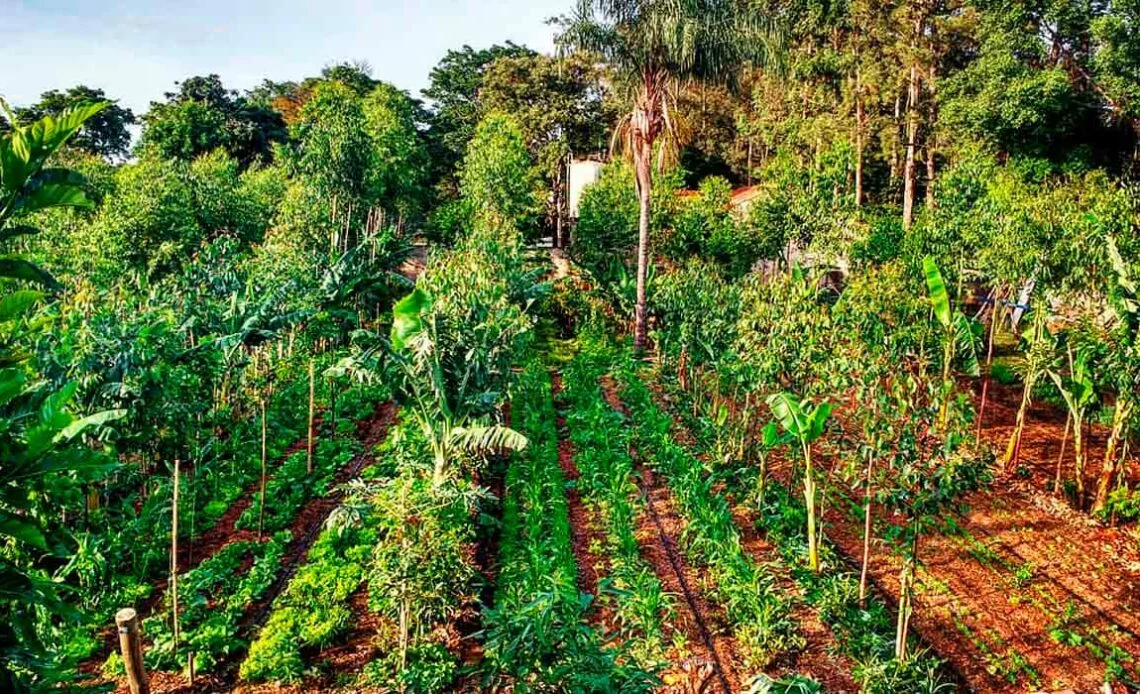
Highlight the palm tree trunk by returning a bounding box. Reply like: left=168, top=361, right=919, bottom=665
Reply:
left=631, top=96, right=655, bottom=354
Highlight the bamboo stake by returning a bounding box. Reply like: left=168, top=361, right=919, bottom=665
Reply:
left=307, top=360, right=316, bottom=476
left=170, top=458, right=180, bottom=663
left=258, top=399, right=268, bottom=540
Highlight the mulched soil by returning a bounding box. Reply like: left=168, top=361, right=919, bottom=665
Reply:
left=96, top=402, right=397, bottom=694
left=600, top=375, right=742, bottom=694
left=768, top=381, right=1140, bottom=694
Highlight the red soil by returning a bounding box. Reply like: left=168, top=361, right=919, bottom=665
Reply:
left=600, top=375, right=741, bottom=694
left=772, top=380, right=1140, bottom=694
left=550, top=372, right=607, bottom=607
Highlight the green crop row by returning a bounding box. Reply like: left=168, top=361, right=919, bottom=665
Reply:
left=480, top=360, right=656, bottom=690
left=562, top=345, right=674, bottom=670
left=617, top=367, right=803, bottom=673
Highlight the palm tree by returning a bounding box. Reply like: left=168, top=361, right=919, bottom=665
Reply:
left=558, top=0, right=781, bottom=352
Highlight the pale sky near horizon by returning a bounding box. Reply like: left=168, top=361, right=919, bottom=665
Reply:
left=1, top=0, right=568, bottom=114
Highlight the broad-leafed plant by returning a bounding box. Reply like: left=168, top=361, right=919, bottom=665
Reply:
left=766, top=391, right=833, bottom=573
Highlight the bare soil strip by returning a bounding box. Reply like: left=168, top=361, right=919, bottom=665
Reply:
left=600, top=376, right=739, bottom=694
left=550, top=372, right=608, bottom=610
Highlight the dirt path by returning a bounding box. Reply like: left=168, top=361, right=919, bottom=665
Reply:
left=550, top=372, right=607, bottom=609
left=600, top=376, right=740, bottom=694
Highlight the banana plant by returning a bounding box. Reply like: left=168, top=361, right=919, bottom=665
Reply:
left=1093, top=237, right=1140, bottom=514
left=922, top=257, right=979, bottom=431
left=1, top=99, right=126, bottom=689
left=766, top=392, right=833, bottom=573
left=1048, top=344, right=1097, bottom=506
left=389, top=287, right=528, bottom=486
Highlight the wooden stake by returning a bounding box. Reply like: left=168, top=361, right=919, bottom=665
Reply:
left=115, top=608, right=150, bottom=694
left=258, top=399, right=268, bottom=540
left=171, top=458, right=180, bottom=659
left=307, top=360, right=315, bottom=476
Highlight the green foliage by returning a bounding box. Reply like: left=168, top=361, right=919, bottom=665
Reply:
left=620, top=368, right=802, bottom=669
left=13, top=86, right=135, bottom=160
left=422, top=42, right=536, bottom=176
left=562, top=343, right=671, bottom=669
left=481, top=363, right=655, bottom=690
left=458, top=113, right=542, bottom=237
left=139, top=74, right=286, bottom=166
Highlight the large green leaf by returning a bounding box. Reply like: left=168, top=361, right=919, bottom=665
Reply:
left=0, top=258, right=59, bottom=289
left=806, top=402, right=833, bottom=442
left=0, top=512, right=47, bottom=550
left=391, top=287, right=432, bottom=351
left=767, top=391, right=808, bottom=437
left=53, top=408, right=126, bottom=443
left=14, top=182, right=92, bottom=215
left=923, top=256, right=952, bottom=328
left=449, top=425, right=528, bottom=454
left=0, top=289, right=42, bottom=322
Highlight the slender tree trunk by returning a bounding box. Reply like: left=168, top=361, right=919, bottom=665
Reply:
left=902, top=63, right=920, bottom=229
left=307, top=360, right=315, bottom=476
left=1056, top=412, right=1070, bottom=494
left=1073, top=413, right=1086, bottom=508
left=976, top=290, right=1003, bottom=448
left=633, top=137, right=652, bottom=353
left=171, top=458, right=180, bottom=662
left=258, top=400, right=267, bottom=540
left=925, top=65, right=937, bottom=208
left=859, top=450, right=874, bottom=608
left=895, top=530, right=920, bottom=662
left=855, top=68, right=865, bottom=207
left=1094, top=397, right=1132, bottom=514
left=1004, top=381, right=1032, bottom=471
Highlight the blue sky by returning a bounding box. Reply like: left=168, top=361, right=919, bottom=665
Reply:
left=1, top=0, right=568, bottom=113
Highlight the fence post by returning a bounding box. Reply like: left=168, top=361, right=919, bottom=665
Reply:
left=115, top=608, right=149, bottom=694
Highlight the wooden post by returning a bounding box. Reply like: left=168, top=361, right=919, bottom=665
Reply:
left=115, top=608, right=150, bottom=694
left=258, top=399, right=268, bottom=540
left=171, top=458, right=180, bottom=658
left=307, top=360, right=315, bottom=476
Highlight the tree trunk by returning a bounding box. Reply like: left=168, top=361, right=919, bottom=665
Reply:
left=855, top=68, right=865, bottom=207
left=1093, top=397, right=1131, bottom=513
left=859, top=450, right=874, bottom=608
left=633, top=139, right=652, bottom=353
left=925, top=63, right=937, bottom=208
left=1056, top=412, right=1070, bottom=495
left=976, top=290, right=1003, bottom=448
left=902, top=64, right=920, bottom=229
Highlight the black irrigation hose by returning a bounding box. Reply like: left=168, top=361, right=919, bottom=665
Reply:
left=633, top=455, right=735, bottom=694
